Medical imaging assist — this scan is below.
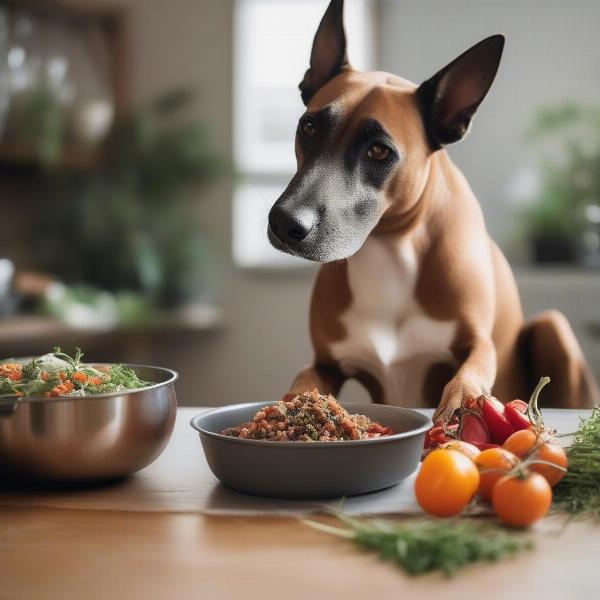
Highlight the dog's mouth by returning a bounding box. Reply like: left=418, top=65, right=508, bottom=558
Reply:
left=267, top=225, right=315, bottom=260
left=268, top=224, right=360, bottom=263
left=267, top=225, right=295, bottom=254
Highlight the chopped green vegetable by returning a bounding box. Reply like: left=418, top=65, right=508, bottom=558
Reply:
left=304, top=515, right=532, bottom=577
left=553, top=407, right=600, bottom=518
left=0, top=347, right=150, bottom=398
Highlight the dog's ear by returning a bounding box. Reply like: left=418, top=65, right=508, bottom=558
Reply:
left=299, top=0, right=350, bottom=106
left=416, top=34, right=505, bottom=149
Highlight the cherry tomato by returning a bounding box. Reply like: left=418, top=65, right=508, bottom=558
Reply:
left=481, top=396, right=516, bottom=444
left=440, top=440, right=481, bottom=461
left=415, top=449, right=480, bottom=517
left=424, top=422, right=458, bottom=450
left=470, top=441, right=501, bottom=451
left=503, top=428, right=537, bottom=456
left=474, top=447, right=519, bottom=501
left=505, top=400, right=530, bottom=430
left=506, top=399, right=528, bottom=412
left=459, top=412, right=490, bottom=446
left=503, top=429, right=567, bottom=486
left=492, top=472, right=552, bottom=527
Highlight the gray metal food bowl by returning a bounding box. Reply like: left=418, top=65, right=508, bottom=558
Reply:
left=0, top=364, right=178, bottom=482
left=190, top=402, right=431, bottom=499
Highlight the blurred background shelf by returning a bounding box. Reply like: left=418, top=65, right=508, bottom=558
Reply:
left=0, top=303, right=223, bottom=347
left=0, top=141, right=102, bottom=170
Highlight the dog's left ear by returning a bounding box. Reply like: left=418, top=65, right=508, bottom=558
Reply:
left=417, top=34, right=505, bottom=149
left=299, top=0, right=350, bottom=105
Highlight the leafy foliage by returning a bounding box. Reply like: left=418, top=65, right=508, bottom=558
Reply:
left=524, top=102, right=600, bottom=239
left=30, top=89, right=223, bottom=306
left=554, top=407, right=600, bottom=518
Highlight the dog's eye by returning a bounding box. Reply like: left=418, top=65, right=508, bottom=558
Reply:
left=367, top=143, right=391, bottom=161
left=301, top=119, right=316, bottom=137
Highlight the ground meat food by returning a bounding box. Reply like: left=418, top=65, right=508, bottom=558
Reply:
left=220, top=389, right=394, bottom=442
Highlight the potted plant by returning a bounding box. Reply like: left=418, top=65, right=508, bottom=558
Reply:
left=29, top=89, right=223, bottom=308
left=524, top=103, right=600, bottom=265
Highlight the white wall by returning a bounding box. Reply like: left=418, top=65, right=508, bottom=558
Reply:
left=378, top=0, right=600, bottom=248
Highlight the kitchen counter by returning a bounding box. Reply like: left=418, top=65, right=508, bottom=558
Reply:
left=1, top=408, right=598, bottom=599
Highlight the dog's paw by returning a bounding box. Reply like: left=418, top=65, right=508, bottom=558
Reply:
left=433, top=377, right=487, bottom=424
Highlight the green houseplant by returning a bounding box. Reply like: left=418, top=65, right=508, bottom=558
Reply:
left=30, top=89, right=222, bottom=308
left=525, top=103, right=600, bottom=264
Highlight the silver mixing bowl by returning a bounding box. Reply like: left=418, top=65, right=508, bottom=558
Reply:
left=0, top=364, right=177, bottom=482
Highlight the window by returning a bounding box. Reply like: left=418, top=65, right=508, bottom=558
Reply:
left=233, top=0, right=375, bottom=268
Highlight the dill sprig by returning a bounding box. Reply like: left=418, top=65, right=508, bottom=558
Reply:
left=304, top=515, right=532, bottom=577
left=52, top=346, right=84, bottom=369
left=83, top=364, right=150, bottom=394
left=553, top=406, right=600, bottom=518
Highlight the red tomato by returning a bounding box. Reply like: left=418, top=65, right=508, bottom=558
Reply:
left=481, top=396, right=516, bottom=444
left=458, top=412, right=490, bottom=445
left=505, top=399, right=530, bottom=430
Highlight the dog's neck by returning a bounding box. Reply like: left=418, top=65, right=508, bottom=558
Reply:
left=370, top=150, right=475, bottom=249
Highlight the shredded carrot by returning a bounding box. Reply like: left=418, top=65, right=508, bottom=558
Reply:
left=49, top=380, right=75, bottom=397
left=0, top=363, right=22, bottom=382
left=72, top=372, right=88, bottom=383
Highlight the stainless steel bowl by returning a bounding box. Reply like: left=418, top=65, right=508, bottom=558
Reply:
left=191, top=402, right=431, bottom=499
left=0, top=364, right=177, bottom=482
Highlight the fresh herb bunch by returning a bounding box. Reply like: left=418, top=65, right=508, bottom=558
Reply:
left=553, top=407, right=600, bottom=518
left=0, top=347, right=150, bottom=398
left=304, top=515, right=532, bottom=577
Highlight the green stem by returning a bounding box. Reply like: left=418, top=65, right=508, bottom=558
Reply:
left=527, top=376, right=551, bottom=427
left=523, top=458, right=568, bottom=473
left=302, top=519, right=354, bottom=539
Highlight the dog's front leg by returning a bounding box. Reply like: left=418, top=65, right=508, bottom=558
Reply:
left=287, top=362, right=346, bottom=398
left=433, top=336, right=497, bottom=424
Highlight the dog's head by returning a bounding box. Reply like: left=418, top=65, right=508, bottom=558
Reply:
left=267, top=0, right=504, bottom=262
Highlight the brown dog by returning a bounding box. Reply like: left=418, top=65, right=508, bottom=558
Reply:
left=267, top=0, right=598, bottom=420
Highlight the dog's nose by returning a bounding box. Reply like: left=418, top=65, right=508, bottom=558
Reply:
left=268, top=205, right=314, bottom=243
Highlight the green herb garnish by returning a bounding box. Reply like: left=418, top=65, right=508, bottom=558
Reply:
left=304, top=515, right=532, bottom=577
left=553, top=406, right=600, bottom=518
left=0, top=347, right=150, bottom=398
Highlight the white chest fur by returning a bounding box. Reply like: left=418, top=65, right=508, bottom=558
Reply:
left=330, top=236, right=457, bottom=406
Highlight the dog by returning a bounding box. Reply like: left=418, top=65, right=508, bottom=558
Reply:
left=267, top=0, right=599, bottom=421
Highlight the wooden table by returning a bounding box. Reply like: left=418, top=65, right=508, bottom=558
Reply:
left=1, top=408, right=599, bottom=600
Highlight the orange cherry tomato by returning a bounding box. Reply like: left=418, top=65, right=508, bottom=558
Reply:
left=492, top=471, right=552, bottom=527
left=503, top=429, right=567, bottom=486
left=440, top=440, right=481, bottom=462
left=475, top=448, right=519, bottom=501
left=503, top=429, right=537, bottom=457
left=532, top=442, right=567, bottom=486
left=415, top=449, right=480, bottom=517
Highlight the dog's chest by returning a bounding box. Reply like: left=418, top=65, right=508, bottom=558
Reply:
left=330, top=237, right=457, bottom=402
